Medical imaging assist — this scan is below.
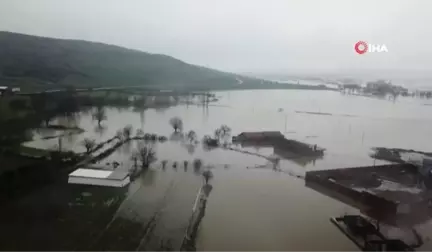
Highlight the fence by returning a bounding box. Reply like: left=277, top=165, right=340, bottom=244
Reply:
left=180, top=185, right=209, bottom=251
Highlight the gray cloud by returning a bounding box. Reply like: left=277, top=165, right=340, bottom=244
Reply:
left=0, top=0, right=431, bottom=75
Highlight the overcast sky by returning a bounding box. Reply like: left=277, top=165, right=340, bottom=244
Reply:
left=0, top=0, right=431, bottom=75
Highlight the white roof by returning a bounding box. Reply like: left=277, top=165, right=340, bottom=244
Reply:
left=401, top=152, right=424, bottom=165
left=69, top=168, right=113, bottom=179
left=0, top=86, right=8, bottom=90
left=68, top=176, right=130, bottom=187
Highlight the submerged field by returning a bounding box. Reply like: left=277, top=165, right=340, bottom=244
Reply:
left=3, top=89, right=432, bottom=250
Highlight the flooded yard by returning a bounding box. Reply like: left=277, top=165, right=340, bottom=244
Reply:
left=7, top=89, right=432, bottom=250
left=196, top=169, right=358, bottom=251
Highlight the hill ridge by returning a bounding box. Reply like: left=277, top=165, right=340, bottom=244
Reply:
left=0, top=31, right=244, bottom=91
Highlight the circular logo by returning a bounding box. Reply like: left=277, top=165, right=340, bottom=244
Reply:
left=354, top=41, right=368, bottom=54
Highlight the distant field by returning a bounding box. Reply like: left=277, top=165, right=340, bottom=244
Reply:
left=0, top=96, right=31, bottom=120
left=0, top=155, right=41, bottom=175
left=18, top=145, right=50, bottom=158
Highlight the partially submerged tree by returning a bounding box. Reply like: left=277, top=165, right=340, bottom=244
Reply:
left=202, top=170, right=214, bottom=185
left=150, top=134, right=157, bottom=141
left=122, top=125, right=133, bottom=140
left=116, top=129, right=124, bottom=141
left=272, top=157, right=281, bottom=170
left=161, top=160, right=168, bottom=170
left=94, top=124, right=107, bottom=137
left=203, top=135, right=219, bottom=148
left=92, top=106, right=107, bottom=126
left=214, top=125, right=232, bottom=145
left=144, top=133, right=152, bottom=140
left=136, top=145, right=157, bottom=168
left=43, top=113, right=54, bottom=127
left=133, top=95, right=147, bottom=108
left=158, top=135, right=168, bottom=142
left=193, top=158, right=203, bottom=171
left=136, top=129, right=144, bottom=138
left=186, top=130, right=198, bottom=144
left=169, top=117, right=183, bottom=132
left=130, top=152, right=139, bottom=169
left=82, top=138, right=96, bottom=154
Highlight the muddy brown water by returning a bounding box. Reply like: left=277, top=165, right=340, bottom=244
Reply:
left=11, top=90, right=432, bottom=250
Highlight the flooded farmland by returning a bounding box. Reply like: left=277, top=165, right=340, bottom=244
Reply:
left=5, top=89, right=432, bottom=250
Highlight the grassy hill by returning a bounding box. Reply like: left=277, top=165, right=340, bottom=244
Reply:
left=0, top=31, right=253, bottom=91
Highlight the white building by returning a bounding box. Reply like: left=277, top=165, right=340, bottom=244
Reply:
left=68, top=168, right=130, bottom=187
left=0, top=86, right=21, bottom=95
left=401, top=152, right=432, bottom=177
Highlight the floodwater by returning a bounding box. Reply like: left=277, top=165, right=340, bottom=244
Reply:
left=26, top=90, right=432, bottom=164
left=19, top=89, right=432, bottom=250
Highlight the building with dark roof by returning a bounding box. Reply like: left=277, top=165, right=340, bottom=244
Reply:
left=233, top=131, right=284, bottom=142
left=233, top=131, right=324, bottom=157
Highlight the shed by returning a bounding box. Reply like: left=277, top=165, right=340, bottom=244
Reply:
left=233, top=131, right=284, bottom=142
left=68, top=168, right=130, bottom=187
left=0, top=86, right=20, bottom=95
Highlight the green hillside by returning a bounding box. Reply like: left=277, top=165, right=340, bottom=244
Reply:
left=0, top=31, right=245, bottom=91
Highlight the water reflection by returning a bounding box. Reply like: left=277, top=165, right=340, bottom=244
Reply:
left=63, top=131, right=78, bottom=144
left=161, top=160, right=168, bottom=171
left=202, top=144, right=217, bottom=152
left=155, top=107, right=169, bottom=113
left=184, top=143, right=196, bottom=154
left=57, top=112, right=80, bottom=127
left=92, top=106, right=108, bottom=127
left=140, top=168, right=156, bottom=186
left=114, top=107, right=128, bottom=113
left=36, top=127, right=58, bottom=139
left=169, top=132, right=184, bottom=142
left=80, top=106, right=93, bottom=116
left=135, top=108, right=145, bottom=129
left=184, top=161, right=189, bottom=172
left=193, top=159, right=203, bottom=175
left=94, top=125, right=108, bottom=138
left=276, top=150, right=322, bottom=167
left=120, top=140, right=133, bottom=155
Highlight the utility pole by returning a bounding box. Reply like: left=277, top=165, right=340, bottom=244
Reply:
left=58, top=137, right=62, bottom=152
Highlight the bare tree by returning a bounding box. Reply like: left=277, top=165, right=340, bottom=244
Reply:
left=169, top=117, right=183, bottom=132
left=214, top=125, right=232, bottom=144
left=43, top=113, right=54, bottom=127
left=136, top=128, right=144, bottom=137
left=123, top=125, right=133, bottom=140
left=130, top=152, right=139, bottom=170
left=193, top=158, right=203, bottom=170
left=82, top=138, right=96, bottom=154
left=161, top=160, right=168, bottom=170
left=186, top=130, right=198, bottom=144
left=136, top=145, right=157, bottom=168
left=92, top=106, right=107, bottom=126
left=202, top=170, right=213, bottom=185
left=116, top=129, right=124, bottom=141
